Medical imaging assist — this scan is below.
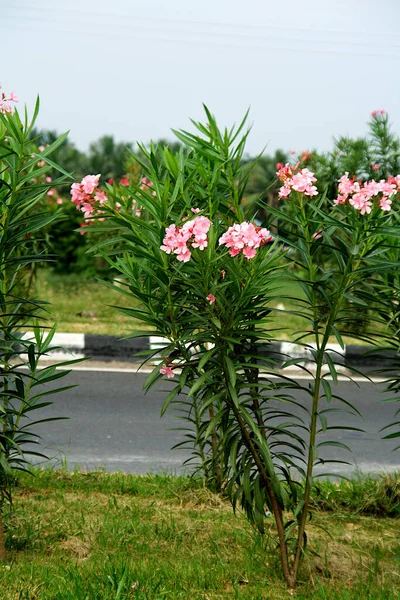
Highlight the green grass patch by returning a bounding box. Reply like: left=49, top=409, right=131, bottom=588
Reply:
left=1, top=470, right=399, bottom=599
left=33, top=270, right=388, bottom=346
left=35, top=270, right=145, bottom=336
left=312, top=473, right=400, bottom=517
left=34, top=270, right=310, bottom=339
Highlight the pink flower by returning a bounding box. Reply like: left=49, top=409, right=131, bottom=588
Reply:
left=81, top=174, right=100, bottom=194
left=0, top=87, right=18, bottom=115
left=70, top=174, right=107, bottom=226
left=56, top=198, right=63, bottom=204
left=219, top=222, right=272, bottom=259
left=206, top=294, right=216, bottom=304
left=335, top=173, right=397, bottom=214
left=46, top=176, right=52, bottom=183
left=371, top=164, right=380, bottom=171
left=380, top=196, right=392, bottom=211
left=160, top=364, right=174, bottom=379
left=242, top=246, right=257, bottom=259
left=364, top=180, right=381, bottom=197
left=277, top=163, right=297, bottom=182
left=379, top=180, right=396, bottom=197
left=336, top=173, right=356, bottom=204
left=176, top=246, right=192, bottom=262
left=81, top=202, right=94, bottom=218
left=388, top=174, right=400, bottom=189
left=312, top=230, right=322, bottom=240
left=371, top=109, right=386, bottom=118
left=95, top=189, right=107, bottom=205
left=47, top=190, right=54, bottom=197
left=277, top=164, right=318, bottom=198
left=349, top=193, right=372, bottom=215
left=120, top=176, right=129, bottom=187
left=190, top=215, right=211, bottom=250
left=160, top=215, right=211, bottom=262
left=291, top=168, right=318, bottom=195
left=191, top=208, right=201, bottom=213
left=279, top=185, right=291, bottom=198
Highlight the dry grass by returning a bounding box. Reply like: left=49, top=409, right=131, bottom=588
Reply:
left=1, top=470, right=399, bottom=599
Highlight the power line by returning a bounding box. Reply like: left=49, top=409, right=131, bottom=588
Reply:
left=2, top=13, right=400, bottom=60
left=9, top=2, right=400, bottom=43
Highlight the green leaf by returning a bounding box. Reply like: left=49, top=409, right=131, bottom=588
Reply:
left=224, top=356, right=237, bottom=388
left=27, top=344, right=36, bottom=371
left=198, top=348, right=215, bottom=371
left=321, top=378, right=332, bottom=403
left=324, top=352, right=338, bottom=383
left=161, top=384, right=182, bottom=416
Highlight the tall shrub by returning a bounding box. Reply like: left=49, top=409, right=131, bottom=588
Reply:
left=84, top=108, right=400, bottom=589
left=0, top=89, right=77, bottom=560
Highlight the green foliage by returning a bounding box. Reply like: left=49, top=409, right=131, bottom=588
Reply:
left=309, top=111, right=400, bottom=198
left=28, top=128, right=88, bottom=193
left=86, top=106, right=400, bottom=590
left=86, top=135, right=134, bottom=181
left=0, top=100, right=78, bottom=518
left=241, top=150, right=288, bottom=220
left=312, top=472, right=400, bottom=517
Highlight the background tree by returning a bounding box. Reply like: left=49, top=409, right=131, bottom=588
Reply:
left=86, top=135, right=134, bottom=181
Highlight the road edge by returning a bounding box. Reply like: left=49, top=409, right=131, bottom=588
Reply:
left=26, top=332, right=400, bottom=368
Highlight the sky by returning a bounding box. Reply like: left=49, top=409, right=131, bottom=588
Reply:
left=2, top=0, right=400, bottom=157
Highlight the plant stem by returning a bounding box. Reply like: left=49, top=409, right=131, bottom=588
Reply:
left=221, top=357, right=294, bottom=588
left=0, top=510, right=5, bottom=561
left=231, top=401, right=295, bottom=587
left=291, top=211, right=362, bottom=581
left=208, top=402, right=222, bottom=491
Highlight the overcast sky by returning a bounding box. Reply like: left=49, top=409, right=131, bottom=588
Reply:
left=2, top=0, right=400, bottom=156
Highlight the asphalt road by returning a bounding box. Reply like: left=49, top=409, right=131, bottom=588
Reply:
left=27, top=367, right=400, bottom=476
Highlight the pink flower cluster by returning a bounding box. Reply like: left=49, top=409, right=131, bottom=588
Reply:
left=160, top=213, right=211, bottom=262
left=388, top=174, right=400, bottom=188
left=70, top=174, right=107, bottom=219
left=218, top=222, right=272, bottom=259
left=277, top=163, right=318, bottom=199
left=71, top=175, right=107, bottom=233
left=0, top=86, right=18, bottom=115
left=335, top=172, right=398, bottom=214
left=371, top=109, right=386, bottom=118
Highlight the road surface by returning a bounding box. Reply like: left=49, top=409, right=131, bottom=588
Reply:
left=27, top=366, right=400, bottom=476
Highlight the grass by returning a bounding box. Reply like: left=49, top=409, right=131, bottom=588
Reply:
left=34, top=270, right=384, bottom=345
left=35, top=269, right=311, bottom=339
left=35, top=270, right=143, bottom=336
left=1, top=469, right=399, bottom=599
